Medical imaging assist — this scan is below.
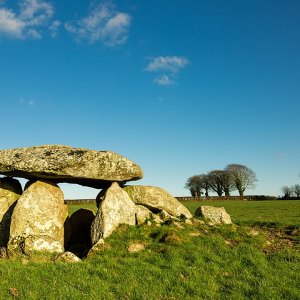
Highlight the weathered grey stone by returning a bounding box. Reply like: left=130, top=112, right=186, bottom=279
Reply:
left=135, top=205, right=152, bottom=225
left=87, top=238, right=111, bottom=257
left=152, top=214, right=163, bottom=224
left=185, top=219, right=193, bottom=225
left=8, top=180, right=68, bottom=256
left=128, top=242, right=145, bottom=253
left=91, top=182, right=136, bottom=243
left=68, top=209, right=95, bottom=257
left=194, top=206, right=232, bottom=225
left=0, top=145, right=143, bottom=188
left=159, top=210, right=179, bottom=222
left=0, top=177, right=23, bottom=247
left=123, top=185, right=192, bottom=219
left=56, top=251, right=81, bottom=263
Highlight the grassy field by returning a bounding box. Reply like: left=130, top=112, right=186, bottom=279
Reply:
left=0, top=200, right=299, bottom=299
left=68, top=200, right=300, bottom=227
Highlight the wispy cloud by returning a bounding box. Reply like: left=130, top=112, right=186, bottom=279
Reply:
left=145, top=56, right=189, bottom=73
left=49, top=19, right=60, bottom=37
left=19, top=98, right=35, bottom=106
left=145, top=56, right=189, bottom=86
left=154, top=74, right=174, bottom=86
left=0, top=0, right=54, bottom=39
left=275, top=152, right=288, bottom=159
left=65, top=2, right=131, bottom=47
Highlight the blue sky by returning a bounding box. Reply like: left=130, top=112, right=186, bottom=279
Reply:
left=0, top=0, right=299, bottom=199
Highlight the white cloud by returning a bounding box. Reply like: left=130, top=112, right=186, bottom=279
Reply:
left=49, top=19, right=60, bottom=37
left=0, top=8, right=24, bottom=38
left=0, top=0, right=54, bottom=39
left=154, top=74, right=174, bottom=86
left=65, top=2, right=131, bottom=47
left=145, top=56, right=189, bottom=74
left=19, top=98, right=36, bottom=106
left=145, top=56, right=189, bottom=86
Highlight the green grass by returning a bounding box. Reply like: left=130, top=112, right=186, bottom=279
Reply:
left=183, top=200, right=300, bottom=227
left=68, top=200, right=300, bottom=227
left=1, top=200, right=299, bottom=299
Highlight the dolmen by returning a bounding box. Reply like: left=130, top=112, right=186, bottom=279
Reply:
left=0, top=145, right=192, bottom=260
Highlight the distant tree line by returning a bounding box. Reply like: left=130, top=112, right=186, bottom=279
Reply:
left=281, top=184, right=300, bottom=199
left=185, top=164, right=257, bottom=197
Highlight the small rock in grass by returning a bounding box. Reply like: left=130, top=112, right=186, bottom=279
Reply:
left=189, top=232, right=200, bottom=237
left=192, top=218, right=205, bottom=225
left=185, top=219, right=193, bottom=225
left=135, top=205, right=152, bottom=225
left=160, top=231, right=181, bottom=245
left=128, top=242, right=145, bottom=253
left=152, top=214, right=163, bottom=224
left=56, top=251, right=81, bottom=263
left=248, top=229, right=259, bottom=236
left=173, top=222, right=184, bottom=229
left=9, top=287, right=19, bottom=298
left=88, top=239, right=111, bottom=257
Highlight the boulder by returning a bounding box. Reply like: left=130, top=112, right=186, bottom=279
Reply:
left=56, top=251, right=81, bottom=263
left=87, top=239, right=111, bottom=257
left=194, top=206, right=232, bottom=225
left=128, top=242, right=145, bottom=253
left=0, top=177, right=23, bottom=247
left=8, top=180, right=68, bottom=256
left=67, top=209, right=95, bottom=257
left=123, top=186, right=192, bottom=219
left=135, top=205, right=152, bottom=225
left=91, top=182, right=136, bottom=243
left=0, top=145, right=143, bottom=188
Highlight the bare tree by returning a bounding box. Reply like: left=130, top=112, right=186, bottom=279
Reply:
left=221, top=170, right=235, bottom=196
left=199, top=173, right=211, bottom=196
left=225, top=164, right=257, bottom=197
left=207, top=170, right=225, bottom=196
left=293, top=184, right=300, bottom=198
left=282, top=186, right=294, bottom=198
left=208, top=170, right=235, bottom=196
left=185, top=175, right=203, bottom=197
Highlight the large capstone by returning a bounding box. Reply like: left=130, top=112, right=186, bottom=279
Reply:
left=0, top=145, right=143, bottom=188
left=91, top=182, right=136, bottom=243
left=8, top=180, right=68, bottom=256
left=0, top=177, right=23, bottom=247
left=123, top=185, right=192, bottom=219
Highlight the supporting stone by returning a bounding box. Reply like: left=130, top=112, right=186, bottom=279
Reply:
left=8, top=180, right=68, bottom=256
left=0, top=177, right=23, bottom=247
left=91, top=182, right=136, bottom=243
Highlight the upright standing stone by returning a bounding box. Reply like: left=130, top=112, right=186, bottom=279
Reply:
left=0, top=177, right=22, bottom=247
left=123, top=185, right=192, bottom=219
left=91, top=182, right=136, bottom=243
left=8, top=180, right=68, bottom=256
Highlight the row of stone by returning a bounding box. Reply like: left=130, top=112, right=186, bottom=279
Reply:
left=0, top=176, right=193, bottom=259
